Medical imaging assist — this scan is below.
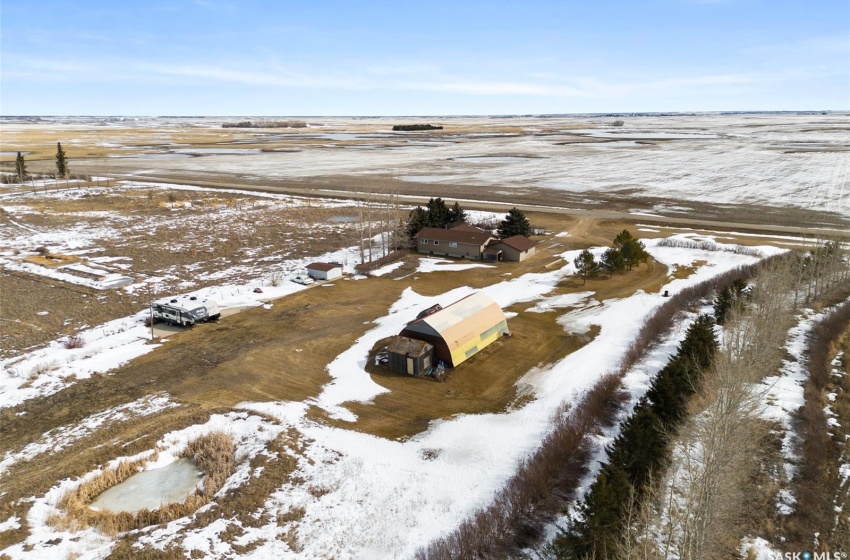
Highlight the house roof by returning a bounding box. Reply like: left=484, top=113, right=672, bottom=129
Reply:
left=489, top=235, right=536, bottom=252
left=413, top=227, right=493, bottom=246
left=403, top=291, right=508, bottom=353
left=306, top=262, right=342, bottom=271
left=450, top=223, right=487, bottom=233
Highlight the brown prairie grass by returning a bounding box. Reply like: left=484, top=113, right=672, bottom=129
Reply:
left=22, top=253, right=81, bottom=268
left=49, top=432, right=235, bottom=536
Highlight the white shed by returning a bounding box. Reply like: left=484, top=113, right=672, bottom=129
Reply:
left=306, top=262, right=343, bottom=281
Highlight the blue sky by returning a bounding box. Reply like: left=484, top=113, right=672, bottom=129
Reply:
left=1, top=0, right=848, bottom=115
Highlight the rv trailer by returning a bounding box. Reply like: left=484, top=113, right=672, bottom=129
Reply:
left=151, top=295, right=221, bottom=327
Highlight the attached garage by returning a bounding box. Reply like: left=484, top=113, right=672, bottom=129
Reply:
left=486, top=236, right=537, bottom=262
left=400, top=291, right=510, bottom=368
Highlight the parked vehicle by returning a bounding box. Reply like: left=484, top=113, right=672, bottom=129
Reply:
left=291, top=275, right=314, bottom=285
left=151, top=295, right=221, bottom=327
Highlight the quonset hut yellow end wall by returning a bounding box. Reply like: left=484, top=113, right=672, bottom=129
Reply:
left=400, top=291, right=510, bottom=367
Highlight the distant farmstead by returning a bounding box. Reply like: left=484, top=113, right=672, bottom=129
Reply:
left=400, top=291, right=510, bottom=368
left=413, top=224, right=536, bottom=262
left=306, top=262, right=343, bottom=280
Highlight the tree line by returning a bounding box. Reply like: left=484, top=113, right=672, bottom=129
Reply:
left=406, top=199, right=534, bottom=240
left=554, top=314, right=718, bottom=558
left=392, top=124, right=443, bottom=131
left=221, top=120, right=307, bottom=128
left=558, top=246, right=850, bottom=560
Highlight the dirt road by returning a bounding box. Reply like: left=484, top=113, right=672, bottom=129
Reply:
left=115, top=174, right=850, bottom=240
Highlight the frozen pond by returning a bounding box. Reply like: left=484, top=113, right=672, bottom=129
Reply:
left=89, top=458, right=202, bottom=513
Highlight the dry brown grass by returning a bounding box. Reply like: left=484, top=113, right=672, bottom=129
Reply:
left=671, top=260, right=707, bottom=279
left=21, top=253, right=81, bottom=268
left=49, top=431, right=235, bottom=535
left=0, top=270, right=139, bottom=359
left=0, top=186, right=368, bottom=359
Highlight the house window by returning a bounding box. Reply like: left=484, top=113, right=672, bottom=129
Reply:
left=434, top=240, right=440, bottom=245
left=449, top=242, right=458, bottom=248
left=421, top=239, right=428, bottom=244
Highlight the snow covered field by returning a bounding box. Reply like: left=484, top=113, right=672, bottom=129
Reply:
left=5, top=113, right=845, bottom=218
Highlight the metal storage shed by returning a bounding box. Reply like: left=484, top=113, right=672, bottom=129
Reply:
left=400, top=291, right=510, bottom=368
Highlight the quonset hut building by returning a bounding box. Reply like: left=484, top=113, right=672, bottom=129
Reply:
left=398, top=291, right=510, bottom=368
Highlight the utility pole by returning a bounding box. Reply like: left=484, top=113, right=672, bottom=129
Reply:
left=147, top=281, right=155, bottom=340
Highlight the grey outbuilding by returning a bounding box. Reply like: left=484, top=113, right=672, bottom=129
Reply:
left=385, top=336, right=435, bottom=376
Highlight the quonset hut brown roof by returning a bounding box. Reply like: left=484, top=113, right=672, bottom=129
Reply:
left=400, top=291, right=509, bottom=367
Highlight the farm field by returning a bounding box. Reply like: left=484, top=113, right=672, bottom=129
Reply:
left=0, top=116, right=846, bottom=559
left=2, top=113, right=848, bottom=232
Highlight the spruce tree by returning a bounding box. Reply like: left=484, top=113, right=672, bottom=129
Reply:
left=600, top=247, right=625, bottom=277
left=613, top=229, right=634, bottom=249
left=55, top=142, right=69, bottom=178
left=15, top=152, right=27, bottom=183
left=574, top=249, right=598, bottom=284
left=620, top=238, right=649, bottom=271
left=406, top=206, right=428, bottom=239
left=497, top=207, right=531, bottom=238
left=447, top=201, right=467, bottom=226
left=425, top=197, right=450, bottom=228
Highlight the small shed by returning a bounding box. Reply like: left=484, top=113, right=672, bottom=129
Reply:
left=386, top=336, right=435, bottom=376
left=306, top=262, right=343, bottom=281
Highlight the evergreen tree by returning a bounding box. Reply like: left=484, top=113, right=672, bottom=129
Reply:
left=497, top=207, right=531, bottom=238
left=613, top=229, right=634, bottom=249
left=406, top=206, right=428, bottom=239
left=607, top=403, right=667, bottom=485
left=714, top=278, right=749, bottom=324
left=560, top=464, right=632, bottom=558
left=574, top=249, right=598, bottom=285
left=620, top=238, right=649, bottom=271
left=425, top=197, right=450, bottom=228
left=15, top=152, right=27, bottom=184
left=677, top=314, right=717, bottom=370
left=55, top=142, right=69, bottom=178
left=600, top=247, right=625, bottom=277
left=447, top=201, right=467, bottom=226
left=645, top=358, right=693, bottom=428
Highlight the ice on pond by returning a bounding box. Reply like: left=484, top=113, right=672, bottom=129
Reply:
left=89, top=458, right=202, bottom=513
